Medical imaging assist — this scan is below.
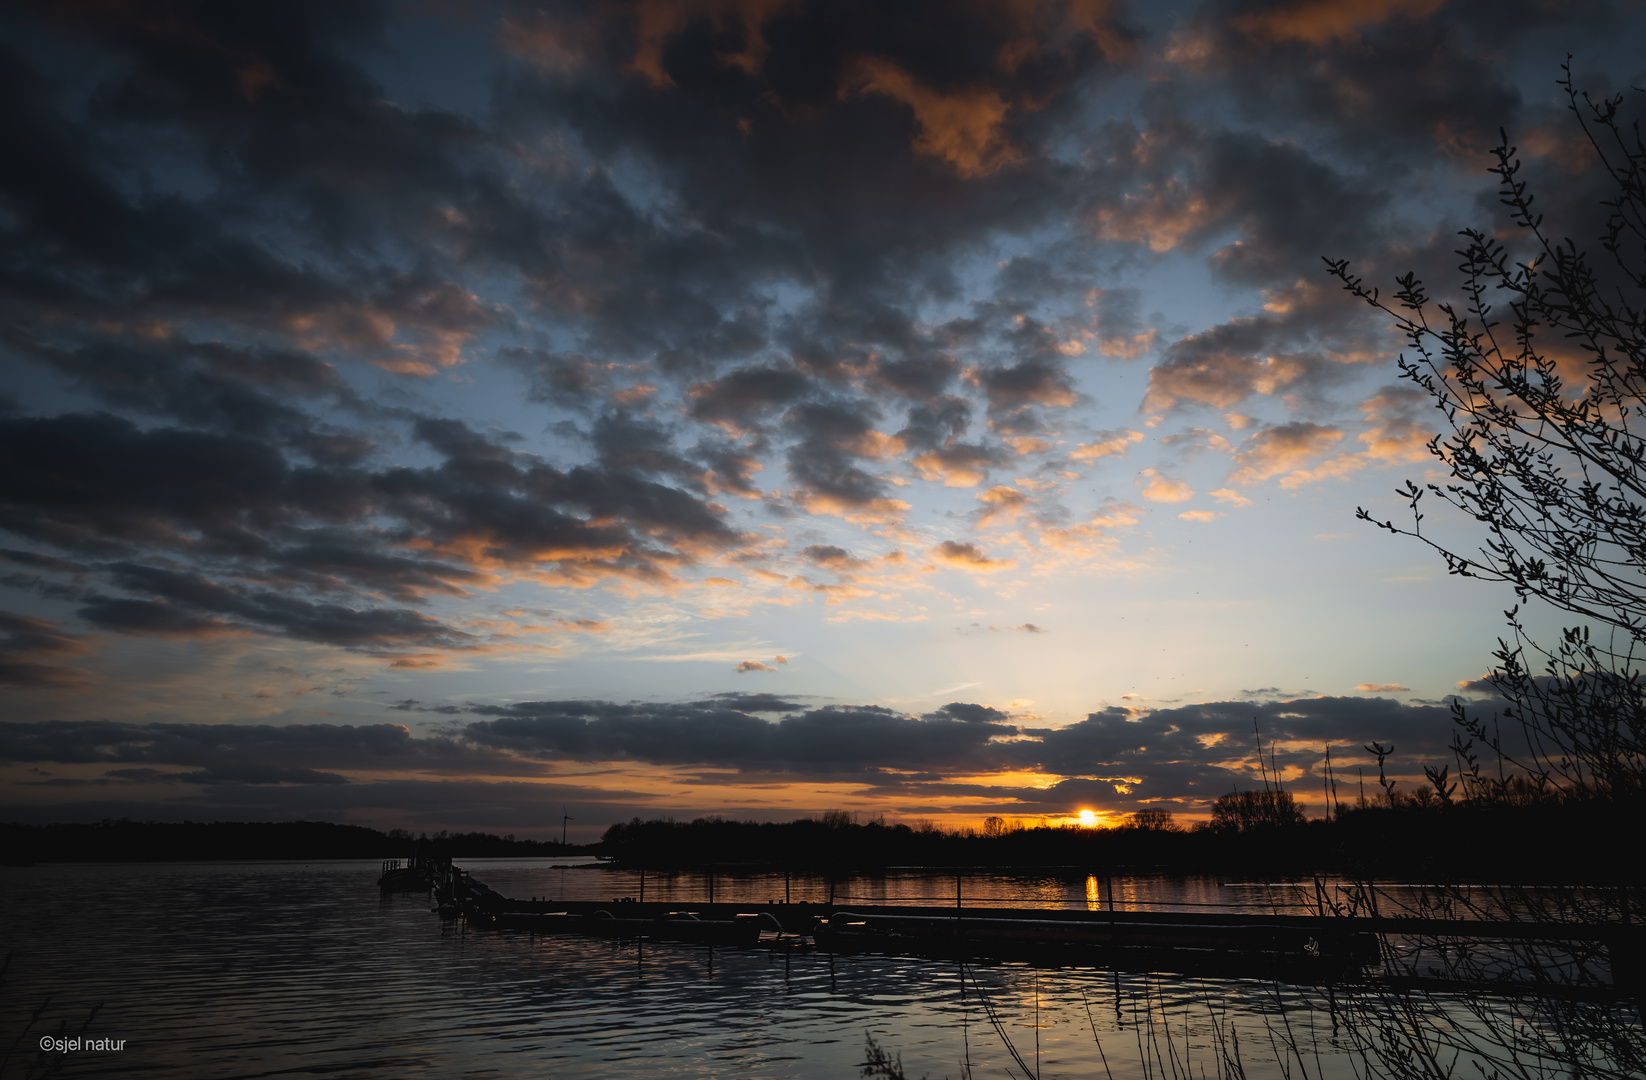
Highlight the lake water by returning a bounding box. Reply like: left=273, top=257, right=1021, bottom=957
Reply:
left=0, top=859, right=1588, bottom=1079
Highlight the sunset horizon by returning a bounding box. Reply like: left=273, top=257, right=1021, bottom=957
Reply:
left=3, top=0, right=1640, bottom=843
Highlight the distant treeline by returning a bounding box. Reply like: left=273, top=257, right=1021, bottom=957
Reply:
left=602, top=795, right=1644, bottom=884
left=2, top=820, right=587, bottom=863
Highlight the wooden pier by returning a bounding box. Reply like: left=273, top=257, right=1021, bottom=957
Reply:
left=424, top=861, right=1644, bottom=991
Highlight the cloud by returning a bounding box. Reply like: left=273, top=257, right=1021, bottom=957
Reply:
left=1356, top=683, right=1410, bottom=693
left=0, top=718, right=538, bottom=780
left=1071, top=428, right=1144, bottom=462
left=0, top=0, right=1639, bottom=832
left=0, top=688, right=1497, bottom=817
left=975, top=357, right=1079, bottom=410
left=463, top=698, right=1020, bottom=774
left=1017, top=694, right=1463, bottom=809
left=1233, top=0, right=1447, bottom=46
left=0, top=611, right=95, bottom=688
left=735, top=660, right=778, bottom=673
left=931, top=540, right=1017, bottom=573
left=1086, top=287, right=1159, bottom=359
left=974, top=485, right=1029, bottom=525
left=1227, top=422, right=1344, bottom=487
left=912, top=444, right=1002, bottom=488
left=704, top=691, right=807, bottom=713
left=1136, top=468, right=1194, bottom=503
left=687, top=365, right=811, bottom=435
left=842, top=56, right=1019, bottom=179
left=0, top=411, right=761, bottom=654
left=1144, top=323, right=1322, bottom=413
left=1356, top=386, right=1434, bottom=463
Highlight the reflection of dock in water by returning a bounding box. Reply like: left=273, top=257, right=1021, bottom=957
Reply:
left=424, top=860, right=1646, bottom=992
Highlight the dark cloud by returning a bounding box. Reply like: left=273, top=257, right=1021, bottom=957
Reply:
left=0, top=410, right=753, bottom=648
left=0, top=691, right=1480, bottom=819
left=782, top=399, right=906, bottom=514
left=1176, top=0, right=1537, bottom=163
left=497, top=348, right=605, bottom=406
left=0, top=717, right=542, bottom=779
left=686, top=365, right=811, bottom=431
left=0, top=550, right=84, bottom=574
left=462, top=697, right=1018, bottom=774
left=1028, top=696, right=1459, bottom=781
left=0, top=776, right=670, bottom=830
left=703, top=691, right=808, bottom=713
left=0, top=610, right=94, bottom=687
left=0, top=0, right=1637, bottom=831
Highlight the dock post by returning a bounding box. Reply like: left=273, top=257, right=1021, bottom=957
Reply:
left=956, top=873, right=962, bottom=911
left=639, top=870, right=645, bottom=904
left=708, top=871, right=714, bottom=905
left=785, top=869, right=790, bottom=905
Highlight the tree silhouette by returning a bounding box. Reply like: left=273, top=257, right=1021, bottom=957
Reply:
left=1324, top=64, right=1646, bottom=1080
left=1209, top=789, right=1305, bottom=832
left=1326, top=62, right=1646, bottom=805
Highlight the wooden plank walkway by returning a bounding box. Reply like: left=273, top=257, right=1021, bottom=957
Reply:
left=426, top=862, right=1644, bottom=993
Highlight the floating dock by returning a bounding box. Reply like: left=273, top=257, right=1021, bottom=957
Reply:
left=429, top=863, right=1378, bottom=980
left=423, top=862, right=1645, bottom=991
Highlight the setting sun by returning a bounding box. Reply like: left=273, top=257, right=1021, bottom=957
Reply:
left=1077, top=809, right=1098, bottom=827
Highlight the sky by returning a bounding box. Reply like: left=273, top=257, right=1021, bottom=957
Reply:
left=2, top=0, right=1643, bottom=841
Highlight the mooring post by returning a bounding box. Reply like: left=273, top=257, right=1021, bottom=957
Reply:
left=708, top=871, right=714, bottom=905
left=784, top=869, right=790, bottom=905
left=956, top=872, right=962, bottom=911
left=639, top=870, right=645, bottom=904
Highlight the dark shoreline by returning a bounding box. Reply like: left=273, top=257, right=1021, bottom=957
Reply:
left=597, top=801, right=1646, bottom=885
left=8, top=799, right=1643, bottom=886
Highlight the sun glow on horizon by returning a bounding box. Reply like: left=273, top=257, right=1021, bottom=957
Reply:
left=1077, top=809, right=1098, bottom=827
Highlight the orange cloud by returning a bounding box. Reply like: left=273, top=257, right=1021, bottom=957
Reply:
left=912, top=446, right=993, bottom=487
left=931, top=540, right=1017, bottom=572
left=975, top=485, right=1029, bottom=525
left=1268, top=389, right=1435, bottom=489
left=1227, top=423, right=1344, bottom=486
left=842, top=57, right=1019, bottom=178
left=1003, top=435, right=1052, bottom=455
left=1070, top=428, right=1144, bottom=462
left=1144, top=346, right=1312, bottom=413
left=388, top=654, right=446, bottom=670
left=1037, top=502, right=1144, bottom=559
left=1359, top=388, right=1433, bottom=461
left=1093, top=178, right=1226, bottom=253
left=614, top=383, right=657, bottom=405
left=1178, top=509, right=1219, bottom=522
left=1136, top=467, right=1194, bottom=503
left=1234, top=0, right=1446, bottom=45
left=995, top=0, right=1135, bottom=74
left=1098, top=328, right=1157, bottom=358
left=626, top=0, right=790, bottom=86
left=556, top=618, right=611, bottom=633
left=1209, top=487, right=1252, bottom=507
left=284, top=281, right=498, bottom=377
left=1356, top=682, right=1410, bottom=692
left=794, top=492, right=912, bottom=524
